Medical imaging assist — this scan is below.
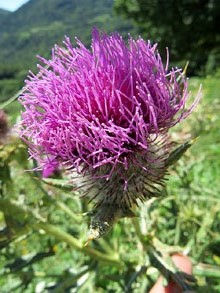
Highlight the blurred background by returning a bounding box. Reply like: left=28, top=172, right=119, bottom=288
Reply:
left=0, top=0, right=220, bottom=292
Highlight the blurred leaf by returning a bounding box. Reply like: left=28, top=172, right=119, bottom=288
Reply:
left=42, top=178, right=73, bottom=191
left=4, top=248, right=55, bottom=273
left=166, top=139, right=195, bottom=167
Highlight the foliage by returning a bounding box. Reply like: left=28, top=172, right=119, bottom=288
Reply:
left=0, top=73, right=219, bottom=292
left=114, top=0, right=220, bottom=75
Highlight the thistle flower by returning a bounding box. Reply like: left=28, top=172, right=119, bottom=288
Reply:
left=19, top=28, right=200, bottom=239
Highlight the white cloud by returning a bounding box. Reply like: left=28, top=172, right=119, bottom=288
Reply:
left=0, top=0, right=30, bottom=12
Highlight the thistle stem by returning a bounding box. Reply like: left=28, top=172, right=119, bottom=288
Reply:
left=0, top=199, right=121, bottom=266
left=35, top=222, right=121, bottom=266
left=131, top=217, right=149, bottom=247
left=55, top=201, right=82, bottom=223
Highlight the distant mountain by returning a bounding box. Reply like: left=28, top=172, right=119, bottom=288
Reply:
left=0, top=8, right=11, bottom=24
left=0, top=0, right=136, bottom=70
left=0, top=8, right=11, bottom=16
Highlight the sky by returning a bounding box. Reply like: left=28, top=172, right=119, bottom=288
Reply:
left=0, top=0, right=30, bottom=12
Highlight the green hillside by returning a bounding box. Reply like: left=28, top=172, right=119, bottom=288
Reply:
left=0, top=8, right=11, bottom=16
left=0, top=0, right=136, bottom=104
left=0, top=0, right=136, bottom=69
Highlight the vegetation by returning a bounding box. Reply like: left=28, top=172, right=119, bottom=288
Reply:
left=0, top=0, right=137, bottom=105
left=0, top=0, right=219, bottom=292
left=114, top=0, right=220, bottom=75
left=0, top=0, right=136, bottom=69
left=0, top=72, right=219, bottom=293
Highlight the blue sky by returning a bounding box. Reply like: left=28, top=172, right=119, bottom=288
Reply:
left=0, top=0, right=30, bottom=12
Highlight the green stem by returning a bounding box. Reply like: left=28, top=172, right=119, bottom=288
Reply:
left=0, top=199, right=121, bottom=266
left=0, top=89, right=24, bottom=110
left=193, top=263, right=220, bottom=278
left=55, top=201, right=81, bottom=223
left=35, top=222, right=121, bottom=266
left=131, top=217, right=149, bottom=247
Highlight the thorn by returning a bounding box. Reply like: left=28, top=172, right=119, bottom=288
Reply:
left=182, top=61, right=189, bottom=76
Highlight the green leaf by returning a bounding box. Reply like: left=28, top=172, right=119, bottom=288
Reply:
left=41, top=178, right=73, bottom=191
left=165, top=139, right=196, bottom=167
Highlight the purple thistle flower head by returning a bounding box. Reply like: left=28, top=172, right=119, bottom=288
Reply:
left=19, top=28, right=200, bottom=215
